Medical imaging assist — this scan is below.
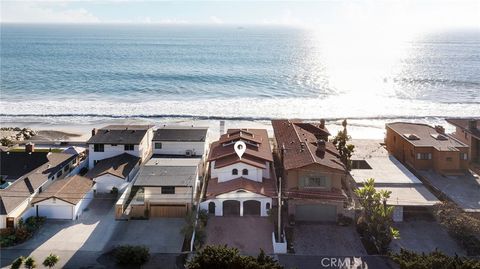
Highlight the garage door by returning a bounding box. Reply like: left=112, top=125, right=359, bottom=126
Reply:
left=37, top=205, right=73, bottom=220
left=150, top=205, right=187, bottom=218
left=223, top=200, right=240, bottom=216
left=295, top=204, right=337, bottom=222
left=243, top=200, right=261, bottom=216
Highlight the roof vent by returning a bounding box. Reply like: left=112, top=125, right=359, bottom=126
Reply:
left=431, top=133, right=448, bottom=140
left=404, top=134, right=420, bottom=140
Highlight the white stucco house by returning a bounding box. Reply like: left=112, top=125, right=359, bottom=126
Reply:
left=31, top=175, right=94, bottom=220
left=200, top=129, right=276, bottom=217
left=152, top=126, right=208, bottom=157
left=85, top=153, right=141, bottom=194
left=87, top=125, right=154, bottom=169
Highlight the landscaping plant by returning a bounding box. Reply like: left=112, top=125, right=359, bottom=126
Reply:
left=332, top=119, right=355, bottom=170
left=391, top=248, right=480, bottom=269
left=113, top=245, right=150, bottom=266
left=24, top=257, right=36, bottom=269
left=10, top=256, right=24, bottom=269
left=42, top=254, right=60, bottom=268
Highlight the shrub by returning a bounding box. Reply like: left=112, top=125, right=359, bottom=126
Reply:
left=337, top=214, right=353, bottom=226
left=10, top=256, right=24, bottom=269
left=42, top=254, right=60, bottom=268
left=114, top=245, right=150, bottom=266
left=24, top=257, right=36, bottom=269
left=391, top=248, right=480, bottom=269
left=111, top=187, right=119, bottom=195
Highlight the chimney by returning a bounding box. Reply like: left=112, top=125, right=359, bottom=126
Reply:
left=434, top=125, right=445, bottom=134
left=25, top=142, right=35, bottom=153
left=316, top=139, right=326, bottom=153
left=91, top=128, right=97, bottom=137
left=468, top=120, right=477, bottom=130
left=320, top=119, right=326, bottom=129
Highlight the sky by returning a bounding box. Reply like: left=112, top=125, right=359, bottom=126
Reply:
left=1, top=0, right=479, bottom=30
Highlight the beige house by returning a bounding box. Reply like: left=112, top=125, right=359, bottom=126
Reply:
left=272, top=119, right=347, bottom=222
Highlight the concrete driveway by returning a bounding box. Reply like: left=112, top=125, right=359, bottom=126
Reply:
left=391, top=220, right=466, bottom=256
left=1, top=196, right=118, bottom=268
left=205, top=216, right=274, bottom=255
left=293, top=224, right=366, bottom=256
left=108, top=218, right=185, bottom=253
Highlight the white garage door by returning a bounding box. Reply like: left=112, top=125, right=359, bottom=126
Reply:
left=37, top=205, right=73, bottom=220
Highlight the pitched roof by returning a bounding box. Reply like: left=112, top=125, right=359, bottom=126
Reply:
left=134, top=165, right=197, bottom=187
left=32, top=175, right=93, bottom=205
left=271, top=119, right=345, bottom=171
left=0, top=152, right=75, bottom=214
left=208, top=129, right=273, bottom=169
left=85, top=153, right=140, bottom=179
left=387, top=122, right=468, bottom=151
left=285, top=188, right=347, bottom=202
left=0, top=152, right=50, bottom=180
left=153, top=128, right=208, bottom=142
left=87, top=125, right=151, bottom=144
left=446, top=118, right=480, bottom=139
left=205, top=177, right=277, bottom=199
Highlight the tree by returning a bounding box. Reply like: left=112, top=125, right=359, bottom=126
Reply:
left=114, top=245, right=150, bottom=266
left=42, top=254, right=59, bottom=268
left=355, top=178, right=400, bottom=254
left=23, top=257, right=36, bottom=269
left=391, top=248, right=480, bottom=269
left=10, top=256, right=24, bottom=269
left=332, top=119, right=355, bottom=170
left=186, top=245, right=284, bottom=269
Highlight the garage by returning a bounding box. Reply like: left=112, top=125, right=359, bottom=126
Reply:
left=223, top=200, right=240, bottom=216
left=243, top=200, right=261, bottom=216
left=37, top=204, right=73, bottom=220
left=295, top=204, right=337, bottom=222
left=150, top=204, right=187, bottom=218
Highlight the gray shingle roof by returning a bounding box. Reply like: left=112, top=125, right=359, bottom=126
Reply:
left=134, top=166, right=197, bottom=187
left=85, top=153, right=140, bottom=179
left=87, top=128, right=148, bottom=144
left=153, top=128, right=208, bottom=142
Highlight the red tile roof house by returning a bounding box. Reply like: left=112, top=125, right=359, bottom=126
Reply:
left=272, top=119, right=348, bottom=222
left=200, top=129, right=276, bottom=217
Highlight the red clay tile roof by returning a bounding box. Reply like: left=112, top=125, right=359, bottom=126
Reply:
left=32, top=175, right=93, bottom=205
left=446, top=118, right=480, bottom=139
left=271, top=120, right=345, bottom=171
left=285, top=188, right=347, bottom=202
left=206, top=177, right=277, bottom=199
left=208, top=129, right=273, bottom=168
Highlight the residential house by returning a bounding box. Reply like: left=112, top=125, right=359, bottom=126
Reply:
left=85, top=153, right=141, bottom=193
left=87, top=125, right=154, bottom=169
left=386, top=122, right=469, bottom=175
left=272, top=119, right=347, bottom=222
left=132, top=157, right=200, bottom=218
left=152, top=126, right=209, bottom=157
left=446, top=118, right=480, bottom=164
left=200, top=129, right=276, bottom=217
left=0, top=145, right=78, bottom=228
left=31, top=175, right=93, bottom=220
left=350, top=140, right=439, bottom=222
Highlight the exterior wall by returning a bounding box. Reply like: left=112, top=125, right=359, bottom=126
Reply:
left=74, top=189, right=94, bottom=219
left=451, top=127, right=479, bottom=163
left=211, top=161, right=266, bottom=182
left=34, top=198, right=74, bottom=220
left=94, top=174, right=129, bottom=193
left=285, top=164, right=343, bottom=191
left=152, top=141, right=205, bottom=156
left=144, top=186, right=194, bottom=204
left=200, top=191, right=272, bottom=217
left=0, top=216, right=5, bottom=230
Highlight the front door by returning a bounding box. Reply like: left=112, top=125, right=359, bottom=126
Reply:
left=6, top=217, right=14, bottom=228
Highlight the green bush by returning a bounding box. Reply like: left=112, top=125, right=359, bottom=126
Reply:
left=391, top=248, right=480, bottom=269
left=42, top=253, right=60, bottom=268
left=186, top=245, right=284, bottom=269
left=10, top=256, right=24, bottom=269
left=114, top=245, right=150, bottom=266
left=24, top=257, right=36, bottom=269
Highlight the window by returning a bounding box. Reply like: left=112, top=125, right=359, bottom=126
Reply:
left=161, top=186, right=175, bottom=194
left=63, top=166, right=69, bottom=172
left=94, top=144, right=104, bottom=152
left=446, top=157, right=453, bottom=162
left=461, top=153, right=468, bottom=160
left=56, top=170, right=63, bottom=178
left=111, top=144, right=117, bottom=146
left=232, top=169, right=238, bottom=175
left=155, top=142, right=162, bottom=149
left=304, top=177, right=328, bottom=188
left=416, top=153, right=432, bottom=160
left=242, top=169, right=248, bottom=175
left=124, top=144, right=134, bottom=151
left=266, top=203, right=271, bottom=210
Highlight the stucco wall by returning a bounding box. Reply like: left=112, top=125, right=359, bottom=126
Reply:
left=285, top=164, right=343, bottom=191
left=211, top=162, right=265, bottom=182
left=200, top=190, right=272, bottom=216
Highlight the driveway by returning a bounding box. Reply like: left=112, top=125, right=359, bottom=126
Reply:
left=293, top=224, right=366, bottom=256
left=391, top=220, right=466, bottom=256
left=108, top=218, right=185, bottom=253
left=205, top=216, right=274, bottom=255
left=419, top=170, right=480, bottom=211
left=1, top=196, right=118, bottom=268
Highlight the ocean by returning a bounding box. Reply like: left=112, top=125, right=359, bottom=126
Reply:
left=0, top=24, right=479, bottom=126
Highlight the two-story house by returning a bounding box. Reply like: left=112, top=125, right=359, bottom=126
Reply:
left=385, top=122, right=469, bottom=175
left=446, top=118, right=479, bottom=165
left=87, top=125, right=154, bottom=169
left=272, top=119, right=347, bottom=222
left=152, top=126, right=209, bottom=157
left=200, top=129, right=276, bottom=217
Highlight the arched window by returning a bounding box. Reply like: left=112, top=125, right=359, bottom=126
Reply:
left=266, top=202, right=271, bottom=210
left=232, top=169, right=238, bottom=175
left=208, top=202, right=216, bottom=214
left=242, top=169, right=248, bottom=175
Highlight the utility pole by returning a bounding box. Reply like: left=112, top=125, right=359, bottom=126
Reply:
left=278, top=176, right=282, bottom=242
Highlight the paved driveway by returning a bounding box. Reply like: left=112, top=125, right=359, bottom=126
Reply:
left=293, top=224, right=366, bottom=256
left=107, top=218, right=185, bottom=253
left=1, top=197, right=118, bottom=268
left=205, top=216, right=274, bottom=255
left=391, top=220, right=465, bottom=256
left=420, top=170, right=480, bottom=211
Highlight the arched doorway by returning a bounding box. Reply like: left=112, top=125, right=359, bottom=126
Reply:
left=243, top=200, right=261, bottom=216
left=208, top=202, right=216, bottom=214
left=223, top=200, right=240, bottom=216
